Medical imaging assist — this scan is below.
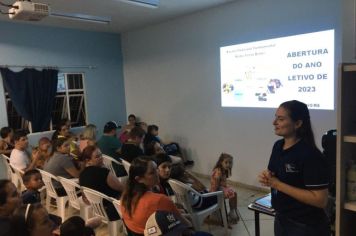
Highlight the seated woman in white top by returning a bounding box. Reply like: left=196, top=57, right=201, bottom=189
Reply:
left=10, top=130, right=39, bottom=171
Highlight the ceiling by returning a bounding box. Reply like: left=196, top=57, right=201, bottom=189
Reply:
left=0, top=0, right=236, bottom=33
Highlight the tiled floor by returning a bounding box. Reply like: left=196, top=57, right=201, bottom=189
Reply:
left=46, top=175, right=274, bottom=236
left=198, top=176, right=275, bottom=236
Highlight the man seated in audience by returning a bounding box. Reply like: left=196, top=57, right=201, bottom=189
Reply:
left=97, top=121, right=126, bottom=176
left=0, top=127, right=14, bottom=156
left=10, top=130, right=40, bottom=171
left=21, top=169, right=44, bottom=204
left=120, top=126, right=145, bottom=163
left=0, top=179, right=21, bottom=236
left=97, top=121, right=121, bottom=158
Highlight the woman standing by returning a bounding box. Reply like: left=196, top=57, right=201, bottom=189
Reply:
left=258, top=100, right=330, bottom=236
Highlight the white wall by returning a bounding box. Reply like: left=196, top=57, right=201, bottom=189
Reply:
left=122, top=0, right=341, bottom=187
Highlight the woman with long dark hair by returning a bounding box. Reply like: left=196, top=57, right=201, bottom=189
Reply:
left=259, top=100, right=330, bottom=236
left=120, top=157, right=191, bottom=235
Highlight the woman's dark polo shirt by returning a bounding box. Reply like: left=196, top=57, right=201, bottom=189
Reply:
left=268, top=139, right=329, bottom=225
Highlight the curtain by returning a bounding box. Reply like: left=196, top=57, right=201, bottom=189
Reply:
left=0, top=68, right=58, bottom=132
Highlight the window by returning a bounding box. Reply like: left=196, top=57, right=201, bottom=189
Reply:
left=51, top=73, right=87, bottom=129
left=4, top=72, right=87, bottom=132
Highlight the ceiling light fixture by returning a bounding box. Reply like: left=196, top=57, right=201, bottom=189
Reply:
left=50, top=12, right=111, bottom=24
left=118, top=0, right=159, bottom=9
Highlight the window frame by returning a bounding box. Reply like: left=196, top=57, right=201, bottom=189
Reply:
left=2, top=72, right=88, bottom=132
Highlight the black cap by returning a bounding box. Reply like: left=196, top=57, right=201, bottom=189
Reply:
left=144, top=210, right=188, bottom=236
left=104, top=121, right=118, bottom=133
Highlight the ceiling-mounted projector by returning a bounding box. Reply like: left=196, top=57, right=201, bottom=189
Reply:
left=9, top=1, right=49, bottom=21
left=6, top=0, right=158, bottom=24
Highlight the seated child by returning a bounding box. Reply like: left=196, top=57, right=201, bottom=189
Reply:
left=21, top=169, right=44, bottom=204
left=21, top=170, right=63, bottom=228
left=210, top=153, right=239, bottom=224
left=32, top=137, right=52, bottom=169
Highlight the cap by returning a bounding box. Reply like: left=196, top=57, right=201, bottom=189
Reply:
left=144, top=211, right=188, bottom=236
left=104, top=121, right=118, bottom=130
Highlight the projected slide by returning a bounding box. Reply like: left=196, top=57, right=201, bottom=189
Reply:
left=220, top=29, right=334, bottom=110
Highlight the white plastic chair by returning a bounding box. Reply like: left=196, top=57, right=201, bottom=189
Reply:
left=82, top=187, right=122, bottom=236
left=58, top=177, right=92, bottom=221
left=1, top=154, right=23, bottom=191
left=102, top=154, right=120, bottom=174
left=0, top=154, right=15, bottom=181
left=111, top=198, right=123, bottom=219
left=9, top=163, right=26, bottom=192
left=120, top=158, right=131, bottom=175
left=168, top=179, right=228, bottom=233
left=38, top=169, right=68, bottom=221
left=111, top=198, right=129, bottom=236
left=102, top=154, right=127, bottom=183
